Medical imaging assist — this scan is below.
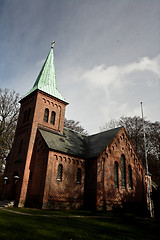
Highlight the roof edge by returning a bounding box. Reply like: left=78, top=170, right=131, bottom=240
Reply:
left=20, top=88, right=69, bottom=105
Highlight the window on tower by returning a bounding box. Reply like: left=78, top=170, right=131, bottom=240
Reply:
left=50, top=111, right=56, bottom=125
left=43, top=108, right=49, bottom=122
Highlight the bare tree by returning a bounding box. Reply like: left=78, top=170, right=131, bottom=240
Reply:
left=119, top=116, right=144, bottom=154
left=100, top=118, right=120, bottom=131
left=0, top=88, right=20, bottom=172
left=64, top=118, right=88, bottom=135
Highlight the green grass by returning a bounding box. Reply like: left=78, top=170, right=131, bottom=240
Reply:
left=0, top=208, right=159, bottom=240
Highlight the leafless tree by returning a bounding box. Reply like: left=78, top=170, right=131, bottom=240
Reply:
left=64, top=118, right=88, bottom=135
left=0, top=88, right=20, bottom=172
left=100, top=118, right=120, bottom=131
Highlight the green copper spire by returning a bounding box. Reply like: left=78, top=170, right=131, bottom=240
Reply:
left=25, top=42, right=67, bottom=103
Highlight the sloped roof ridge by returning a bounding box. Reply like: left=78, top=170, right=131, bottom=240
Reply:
left=38, top=126, right=123, bottom=159
left=86, top=126, right=123, bottom=159
left=64, top=126, right=123, bottom=138
left=89, top=126, right=123, bottom=138
left=38, top=126, right=87, bottom=158
left=63, top=126, right=88, bottom=137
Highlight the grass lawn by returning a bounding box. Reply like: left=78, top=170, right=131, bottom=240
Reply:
left=0, top=208, right=159, bottom=240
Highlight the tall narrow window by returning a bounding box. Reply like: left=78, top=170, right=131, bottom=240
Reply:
left=76, top=168, right=82, bottom=184
left=121, top=155, right=126, bottom=188
left=114, top=161, right=119, bottom=188
left=43, top=108, right=49, bottom=122
left=50, top=111, right=56, bottom=125
left=128, top=165, right=133, bottom=189
left=57, top=164, right=63, bottom=181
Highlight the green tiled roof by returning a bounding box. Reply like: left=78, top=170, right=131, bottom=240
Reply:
left=24, top=47, right=67, bottom=103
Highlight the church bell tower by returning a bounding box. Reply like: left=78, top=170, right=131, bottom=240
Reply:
left=2, top=42, right=68, bottom=207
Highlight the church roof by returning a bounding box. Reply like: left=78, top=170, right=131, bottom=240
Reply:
left=39, top=127, right=87, bottom=158
left=87, top=127, right=122, bottom=158
left=39, top=126, right=123, bottom=159
left=24, top=43, right=67, bottom=103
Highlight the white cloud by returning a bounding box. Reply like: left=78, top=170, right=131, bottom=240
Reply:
left=122, top=56, right=160, bottom=76
left=101, top=101, right=141, bottom=121
left=67, top=55, right=160, bottom=133
left=78, top=55, right=160, bottom=91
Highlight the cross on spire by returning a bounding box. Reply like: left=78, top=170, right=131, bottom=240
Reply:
left=51, top=41, right=55, bottom=48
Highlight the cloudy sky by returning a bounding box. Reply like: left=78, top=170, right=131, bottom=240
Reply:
left=0, top=0, right=160, bottom=134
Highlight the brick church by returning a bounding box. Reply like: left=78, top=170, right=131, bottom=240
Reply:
left=1, top=43, right=147, bottom=210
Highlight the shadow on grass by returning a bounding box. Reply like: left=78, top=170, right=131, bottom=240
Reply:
left=0, top=209, right=159, bottom=240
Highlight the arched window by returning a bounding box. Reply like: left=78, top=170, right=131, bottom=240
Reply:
left=57, top=164, right=63, bottom=181
left=50, top=111, right=56, bottom=125
left=76, top=168, right=82, bottom=184
left=19, top=139, right=23, bottom=153
left=128, top=165, right=133, bottom=189
left=114, top=161, right=119, bottom=188
left=121, top=155, right=126, bottom=188
left=43, top=108, right=49, bottom=123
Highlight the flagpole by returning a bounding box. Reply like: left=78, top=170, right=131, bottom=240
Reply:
left=140, top=102, right=152, bottom=217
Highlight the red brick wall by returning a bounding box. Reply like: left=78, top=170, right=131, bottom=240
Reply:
left=25, top=131, right=49, bottom=208
left=43, top=151, right=85, bottom=209
left=19, top=91, right=67, bottom=206
left=1, top=94, right=37, bottom=203
left=25, top=129, right=85, bottom=209
left=96, top=128, right=146, bottom=210
left=34, top=90, right=67, bottom=134
left=2, top=90, right=67, bottom=206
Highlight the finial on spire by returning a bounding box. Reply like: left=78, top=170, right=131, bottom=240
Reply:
left=51, top=41, right=55, bottom=48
